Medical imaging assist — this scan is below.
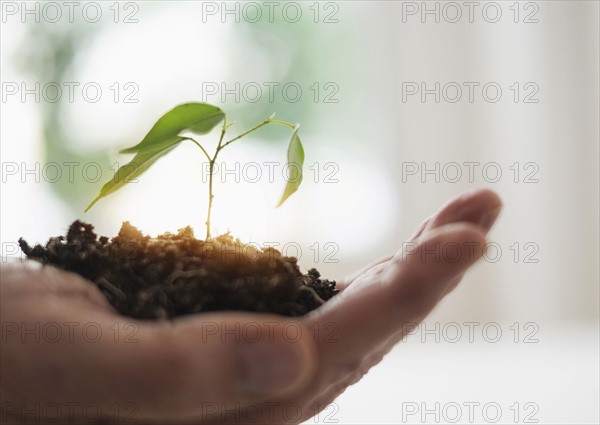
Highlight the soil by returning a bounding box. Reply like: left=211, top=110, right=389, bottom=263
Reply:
left=18, top=221, right=338, bottom=320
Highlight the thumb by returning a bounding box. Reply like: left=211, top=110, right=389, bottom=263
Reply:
left=177, top=312, right=317, bottom=399
left=90, top=312, right=318, bottom=420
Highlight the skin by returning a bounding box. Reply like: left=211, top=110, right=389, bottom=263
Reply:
left=1, top=189, right=502, bottom=425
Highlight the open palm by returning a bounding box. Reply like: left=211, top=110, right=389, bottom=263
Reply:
left=1, top=189, right=501, bottom=424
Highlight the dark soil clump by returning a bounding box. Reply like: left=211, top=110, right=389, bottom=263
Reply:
left=19, top=221, right=338, bottom=320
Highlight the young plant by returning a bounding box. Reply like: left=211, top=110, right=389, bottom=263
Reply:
left=85, top=102, right=305, bottom=239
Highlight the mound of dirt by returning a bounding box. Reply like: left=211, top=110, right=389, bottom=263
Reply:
left=19, top=221, right=338, bottom=320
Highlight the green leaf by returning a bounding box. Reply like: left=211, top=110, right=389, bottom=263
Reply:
left=85, top=137, right=185, bottom=212
left=276, top=126, right=305, bottom=207
left=120, top=103, right=224, bottom=154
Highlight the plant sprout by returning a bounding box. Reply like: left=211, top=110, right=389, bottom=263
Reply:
left=85, top=102, right=305, bottom=239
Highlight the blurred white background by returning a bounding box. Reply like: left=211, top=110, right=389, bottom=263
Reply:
left=1, top=1, right=598, bottom=423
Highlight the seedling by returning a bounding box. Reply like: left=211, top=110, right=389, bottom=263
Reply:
left=85, top=102, right=305, bottom=239
left=20, top=102, right=336, bottom=319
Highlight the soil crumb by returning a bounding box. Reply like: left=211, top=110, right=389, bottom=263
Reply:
left=19, top=221, right=338, bottom=319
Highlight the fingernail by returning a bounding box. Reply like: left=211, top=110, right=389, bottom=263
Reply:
left=236, top=339, right=310, bottom=397
left=479, top=206, right=502, bottom=232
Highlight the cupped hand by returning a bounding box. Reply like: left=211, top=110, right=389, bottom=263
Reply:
left=0, top=189, right=502, bottom=424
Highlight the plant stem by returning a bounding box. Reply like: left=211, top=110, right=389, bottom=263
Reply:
left=199, top=116, right=296, bottom=239
left=220, top=118, right=296, bottom=150
left=268, top=119, right=297, bottom=129
left=205, top=117, right=229, bottom=240
left=187, top=138, right=211, bottom=162
left=205, top=160, right=214, bottom=240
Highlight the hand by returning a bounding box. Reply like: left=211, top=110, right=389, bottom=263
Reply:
left=0, top=189, right=502, bottom=424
